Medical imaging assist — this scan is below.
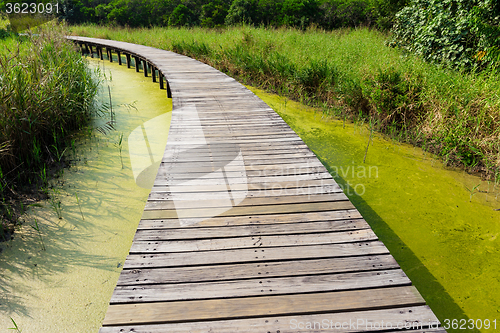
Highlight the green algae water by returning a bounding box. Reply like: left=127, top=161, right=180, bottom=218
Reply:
left=0, top=57, right=171, bottom=332
left=248, top=86, right=500, bottom=333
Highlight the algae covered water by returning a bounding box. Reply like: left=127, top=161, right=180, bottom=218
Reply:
left=248, top=86, right=500, bottom=332
left=0, top=58, right=171, bottom=332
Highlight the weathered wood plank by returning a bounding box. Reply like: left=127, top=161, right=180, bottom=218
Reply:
left=141, top=201, right=355, bottom=220
left=154, top=166, right=331, bottom=181
left=151, top=179, right=340, bottom=194
left=124, top=241, right=389, bottom=268
left=134, top=218, right=368, bottom=240
left=147, top=185, right=342, bottom=201
left=130, top=229, right=377, bottom=253
left=117, top=255, right=399, bottom=285
left=137, top=209, right=363, bottom=229
left=144, top=193, right=348, bottom=210
left=102, top=286, right=425, bottom=326
left=111, top=269, right=410, bottom=303
left=99, top=306, right=441, bottom=332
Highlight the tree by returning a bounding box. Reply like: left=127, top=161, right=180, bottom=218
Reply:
left=280, top=0, right=319, bottom=28
left=200, top=0, right=229, bottom=27
left=168, top=4, right=195, bottom=26
left=225, top=0, right=260, bottom=25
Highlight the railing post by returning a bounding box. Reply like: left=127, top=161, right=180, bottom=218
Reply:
left=167, top=80, right=172, bottom=98
left=117, top=51, right=122, bottom=65
left=143, top=60, right=148, bottom=77
left=99, top=47, right=103, bottom=60
left=134, top=56, right=140, bottom=72
left=89, top=45, right=94, bottom=58
left=159, top=72, right=164, bottom=90
left=126, top=54, right=131, bottom=68
left=152, top=66, right=156, bottom=82
left=108, top=48, right=113, bottom=62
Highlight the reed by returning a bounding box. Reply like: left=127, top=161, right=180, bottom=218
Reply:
left=8, top=317, right=22, bottom=332
left=75, top=192, right=84, bottom=220
left=0, top=24, right=100, bottom=237
left=31, top=217, right=46, bottom=251
left=115, top=133, right=124, bottom=169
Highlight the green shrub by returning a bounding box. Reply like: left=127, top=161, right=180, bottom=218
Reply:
left=201, top=0, right=229, bottom=27
left=389, top=0, right=500, bottom=69
left=225, top=0, right=260, bottom=25
left=168, top=4, right=196, bottom=27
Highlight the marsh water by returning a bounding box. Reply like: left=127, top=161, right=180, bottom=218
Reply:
left=0, top=57, right=172, bottom=332
left=0, top=54, right=498, bottom=332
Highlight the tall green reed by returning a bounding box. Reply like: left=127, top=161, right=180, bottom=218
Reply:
left=0, top=25, right=100, bottom=237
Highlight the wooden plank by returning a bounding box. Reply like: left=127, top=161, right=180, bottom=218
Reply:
left=160, top=151, right=318, bottom=163
left=147, top=185, right=342, bottom=201
left=141, top=201, right=355, bottom=220
left=117, top=255, right=399, bottom=285
left=137, top=209, right=363, bottom=229
left=156, top=160, right=326, bottom=173
left=111, top=269, right=411, bottom=303
left=153, top=173, right=334, bottom=187
left=154, top=166, right=331, bottom=180
left=134, top=218, right=369, bottom=240
left=151, top=179, right=340, bottom=194
left=99, top=306, right=441, bottom=332
left=124, top=241, right=390, bottom=268
left=102, top=286, right=425, bottom=326
left=130, top=229, right=377, bottom=253
left=144, top=193, right=348, bottom=210
left=162, top=140, right=309, bottom=149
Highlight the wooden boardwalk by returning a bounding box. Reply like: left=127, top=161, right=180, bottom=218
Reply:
left=68, top=37, right=445, bottom=333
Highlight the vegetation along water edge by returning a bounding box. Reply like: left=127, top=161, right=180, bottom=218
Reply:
left=0, top=21, right=101, bottom=241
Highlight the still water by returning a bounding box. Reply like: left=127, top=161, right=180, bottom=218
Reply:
left=0, top=57, right=171, bottom=332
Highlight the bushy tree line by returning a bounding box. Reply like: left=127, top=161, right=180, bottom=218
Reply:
left=55, top=0, right=408, bottom=29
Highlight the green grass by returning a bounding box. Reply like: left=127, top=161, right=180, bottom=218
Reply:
left=69, top=24, right=500, bottom=183
left=0, top=24, right=100, bottom=238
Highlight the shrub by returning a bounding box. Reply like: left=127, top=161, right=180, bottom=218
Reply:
left=168, top=4, right=196, bottom=27
left=200, top=0, right=229, bottom=27
left=225, top=0, right=260, bottom=25
left=389, top=0, right=500, bottom=69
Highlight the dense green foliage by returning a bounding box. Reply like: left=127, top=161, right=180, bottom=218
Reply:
left=389, top=0, right=500, bottom=68
left=52, top=0, right=406, bottom=29
left=0, top=27, right=99, bottom=237
left=71, top=25, right=500, bottom=181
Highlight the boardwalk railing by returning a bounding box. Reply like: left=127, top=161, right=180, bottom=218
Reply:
left=68, top=36, right=445, bottom=333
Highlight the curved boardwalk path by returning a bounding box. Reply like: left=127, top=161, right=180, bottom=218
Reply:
left=68, top=37, right=445, bottom=333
